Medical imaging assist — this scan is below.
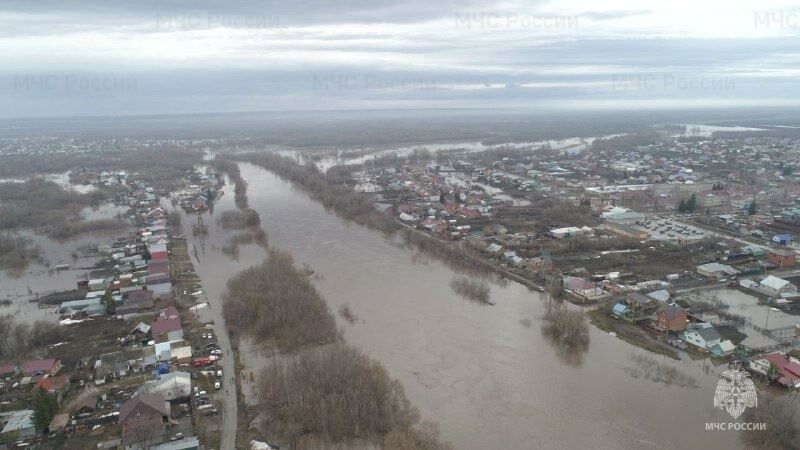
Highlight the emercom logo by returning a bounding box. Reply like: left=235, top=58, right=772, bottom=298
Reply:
left=713, top=368, right=757, bottom=419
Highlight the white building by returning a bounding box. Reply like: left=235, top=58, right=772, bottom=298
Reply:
left=759, top=275, right=797, bottom=297
left=140, top=371, right=191, bottom=401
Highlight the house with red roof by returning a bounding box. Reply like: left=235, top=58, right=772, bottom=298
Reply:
left=0, top=363, right=18, bottom=378
left=33, top=375, right=71, bottom=401
left=151, top=317, right=183, bottom=342
left=22, top=359, right=61, bottom=377
left=749, top=352, right=800, bottom=388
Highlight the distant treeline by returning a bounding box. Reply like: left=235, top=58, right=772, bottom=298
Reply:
left=0, top=148, right=203, bottom=191
left=590, top=132, right=661, bottom=152
left=0, top=179, right=127, bottom=240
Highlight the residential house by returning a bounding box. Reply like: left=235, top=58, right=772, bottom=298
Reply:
left=485, top=243, right=503, bottom=254
left=22, top=359, right=61, bottom=377
left=145, top=273, right=171, bottom=285
left=626, top=293, right=659, bottom=315
left=768, top=248, right=796, bottom=268
left=140, top=371, right=191, bottom=402
left=73, top=395, right=97, bottom=417
left=151, top=317, right=183, bottom=342
left=0, top=364, right=18, bottom=378
left=88, top=277, right=111, bottom=291
left=120, top=394, right=170, bottom=448
left=611, top=303, right=630, bottom=320
left=563, top=276, right=605, bottom=300
left=147, top=244, right=168, bottom=261
left=58, top=298, right=106, bottom=317
left=759, top=275, right=797, bottom=297
left=550, top=226, right=587, bottom=239
left=148, top=260, right=170, bottom=276
left=651, top=305, right=688, bottom=332
left=646, top=289, right=670, bottom=302
left=749, top=353, right=800, bottom=388
left=33, top=375, right=71, bottom=400
left=682, top=323, right=734, bottom=356
left=48, top=413, right=70, bottom=433
left=118, top=290, right=155, bottom=317
left=696, top=262, right=738, bottom=279
left=1, top=410, right=35, bottom=441
left=773, top=233, right=792, bottom=245
left=148, top=283, right=173, bottom=301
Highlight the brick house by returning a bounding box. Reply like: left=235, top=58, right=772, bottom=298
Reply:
left=768, top=248, right=796, bottom=268
left=651, top=305, right=688, bottom=332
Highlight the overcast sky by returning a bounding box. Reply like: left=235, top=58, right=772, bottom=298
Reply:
left=1, top=0, right=800, bottom=118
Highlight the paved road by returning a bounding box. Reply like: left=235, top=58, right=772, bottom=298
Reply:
left=210, top=300, right=238, bottom=450
left=183, top=238, right=239, bottom=449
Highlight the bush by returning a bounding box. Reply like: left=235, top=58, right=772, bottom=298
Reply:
left=541, top=305, right=590, bottom=349
left=449, top=277, right=491, bottom=304
left=217, top=209, right=261, bottom=230
left=741, top=393, right=800, bottom=448
left=223, top=249, right=338, bottom=352
left=259, top=343, right=452, bottom=449
left=0, top=233, right=40, bottom=274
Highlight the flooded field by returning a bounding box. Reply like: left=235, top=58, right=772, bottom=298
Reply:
left=680, top=288, right=799, bottom=347
left=183, top=161, right=742, bottom=450
left=0, top=232, right=103, bottom=324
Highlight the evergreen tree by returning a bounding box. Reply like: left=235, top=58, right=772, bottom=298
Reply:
left=678, top=198, right=687, bottom=212
left=748, top=199, right=757, bottom=216
left=101, top=290, right=115, bottom=314
left=32, top=388, right=58, bottom=431
left=687, top=193, right=697, bottom=213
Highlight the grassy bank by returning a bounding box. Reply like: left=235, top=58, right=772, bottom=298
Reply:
left=587, top=309, right=679, bottom=360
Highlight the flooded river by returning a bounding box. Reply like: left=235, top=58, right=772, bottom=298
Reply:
left=184, top=162, right=743, bottom=450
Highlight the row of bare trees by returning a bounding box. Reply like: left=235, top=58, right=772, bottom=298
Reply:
left=239, top=153, right=400, bottom=234
left=211, top=159, right=249, bottom=208
left=0, top=315, right=65, bottom=361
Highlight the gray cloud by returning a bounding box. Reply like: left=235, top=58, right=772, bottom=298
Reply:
left=1, top=0, right=799, bottom=118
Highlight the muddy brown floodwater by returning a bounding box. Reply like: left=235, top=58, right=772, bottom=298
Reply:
left=189, top=162, right=744, bottom=450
